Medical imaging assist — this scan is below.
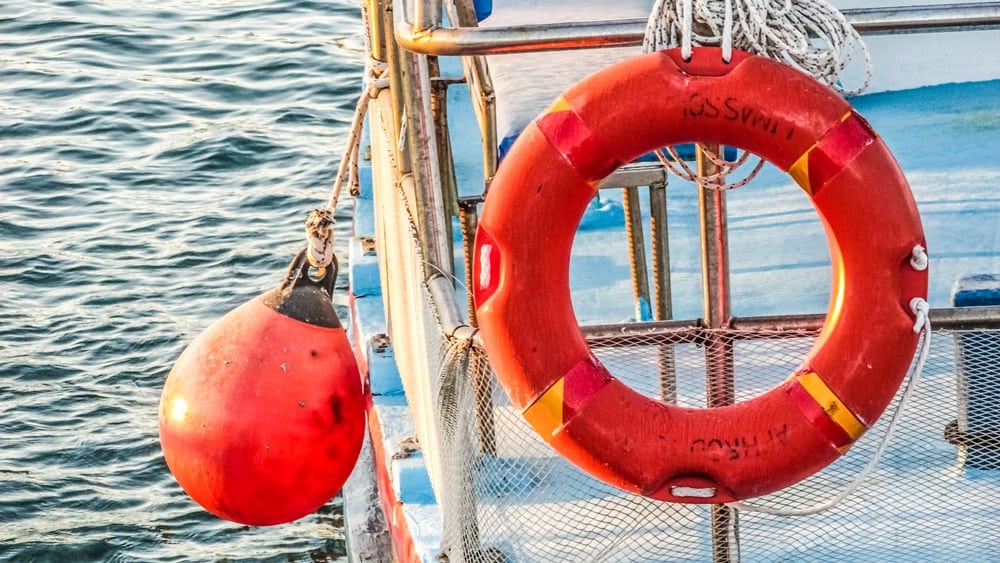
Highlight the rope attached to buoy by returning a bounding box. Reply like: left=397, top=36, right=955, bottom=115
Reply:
left=305, top=67, right=388, bottom=271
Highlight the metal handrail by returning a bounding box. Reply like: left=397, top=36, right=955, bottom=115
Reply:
left=577, top=305, right=1000, bottom=345
left=395, top=2, right=1000, bottom=55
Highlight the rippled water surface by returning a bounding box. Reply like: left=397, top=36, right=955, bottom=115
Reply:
left=1, top=1, right=364, bottom=561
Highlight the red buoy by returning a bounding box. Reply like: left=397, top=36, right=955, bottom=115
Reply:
left=159, top=251, right=365, bottom=526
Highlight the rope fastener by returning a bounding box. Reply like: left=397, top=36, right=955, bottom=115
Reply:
left=910, top=297, right=930, bottom=334
left=910, top=245, right=929, bottom=271
left=305, top=209, right=335, bottom=270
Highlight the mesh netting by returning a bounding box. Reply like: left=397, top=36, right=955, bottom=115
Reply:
left=433, top=325, right=1000, bottom=562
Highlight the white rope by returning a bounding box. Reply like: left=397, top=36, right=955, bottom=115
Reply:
left=730, top=297, right=932, bottom=516
left=722, top=0, right=734, bottom=62
left=643, top=0, right=873, bottom=190
left=654, top=146, right=766, bottom=191
left=910, top=244, right=929, bottom=272
left=305, top=208, right=335, bottom=270
left=304, top=69, right=387, bottom=269
left=681, top=0, right=694, bottom=60
left=644, top=0, right=872, bottom=94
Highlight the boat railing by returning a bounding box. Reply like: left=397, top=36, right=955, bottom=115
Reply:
left=371, top=0, right=1000, bottom=431
left=381, top=0, right=1000, bottom=329
left=367, top=0, right=1000, bottom=429
left=395, top=1, right=1000, bottom=56
left=361, top=1, right=1000, bottom=560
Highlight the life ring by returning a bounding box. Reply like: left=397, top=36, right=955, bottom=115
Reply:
left=472, top=48, right=928, bottom=503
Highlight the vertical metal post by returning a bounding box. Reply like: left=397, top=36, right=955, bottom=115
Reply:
left=430, top=64, right=459, bottom=218
left=378, top=0, right=409, bottom=176
left=697, top=144, right=737, bottom=562
left=458, top=197, right=480, bottom=326
left=429, top=63, right=459, bottom=274
left=399, top=49, right=454, bottom=279
left=447, top=0, right=498, bottom=190
left=649, top=180, right=677, bottom=403
left=623, top=186, right=653, bottom=322
left=698, top=157, right=735, bottom=397
left=458, top=197, right=498, bottom=457
left=364, top=0, right=386, bottom=62
left=411, top=0, right=442, bottom=32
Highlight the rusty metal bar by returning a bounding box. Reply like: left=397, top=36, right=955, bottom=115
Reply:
left=577, top=305, right=1000, bottom=346
left=623, top=186, right=653, bottom=322
left=649, top=181, right=677, bottom=403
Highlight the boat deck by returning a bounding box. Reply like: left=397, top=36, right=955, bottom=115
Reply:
left=344, top=2, right=1000, bottom=560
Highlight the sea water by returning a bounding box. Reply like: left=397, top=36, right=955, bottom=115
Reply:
left=1, top=1, right=363, bottom=560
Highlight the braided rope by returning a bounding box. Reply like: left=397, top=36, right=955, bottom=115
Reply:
left=655, top=146, right=767, bottom=191
left=305, top=67, right=388, bottom=269
left=644, top=0, right=871, bottom=94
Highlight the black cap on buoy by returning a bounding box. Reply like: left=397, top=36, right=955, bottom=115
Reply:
left=262, top=249, right=342, bottom=328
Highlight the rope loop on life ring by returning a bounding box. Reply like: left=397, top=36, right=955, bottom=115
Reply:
left=643, top=0, right=873, bottom=191
left=472, top=48, right=928, bottom=503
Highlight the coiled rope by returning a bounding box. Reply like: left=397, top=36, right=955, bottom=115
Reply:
left=644, top=0, right=872, bottom=189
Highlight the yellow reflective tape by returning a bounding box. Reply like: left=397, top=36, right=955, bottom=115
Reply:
left=522, top=378, right=564, bottom=439
left=788, top=149, right=812, bottom=194
left=546, top=96, right=572, bottom=114
left=787, top=111, right=854, bottom=196
left=796, top=371, right=867, bottom=441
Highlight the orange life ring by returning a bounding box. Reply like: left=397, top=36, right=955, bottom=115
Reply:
left=472, top=48, right=929, bottom=503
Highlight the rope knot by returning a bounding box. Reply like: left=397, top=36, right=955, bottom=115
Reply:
left=910, top=297, right=930, bottom=334
left=910, top=245, right=929, bottom=272
left=305, top=209, right=335, bottom=269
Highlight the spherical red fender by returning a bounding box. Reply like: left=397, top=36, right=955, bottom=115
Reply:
left=160, top=254, right=365, bottom=525
left=472, top=48, right=929, bottom=503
